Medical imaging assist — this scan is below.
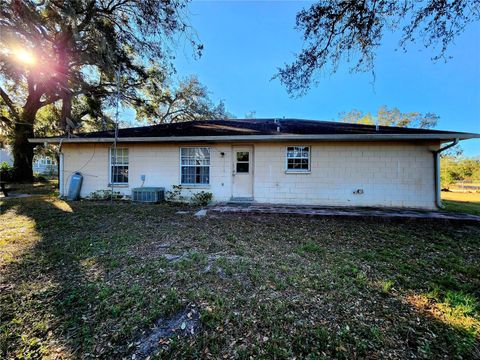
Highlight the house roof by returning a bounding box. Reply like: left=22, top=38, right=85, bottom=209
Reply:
left=29, top=118, right=479, bottom=144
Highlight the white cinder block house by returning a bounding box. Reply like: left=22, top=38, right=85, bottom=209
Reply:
left=30, top=119, right=478, bottom=209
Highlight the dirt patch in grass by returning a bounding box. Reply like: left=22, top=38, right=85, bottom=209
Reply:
left=1, top=196, right=479, bottom=359
left=134, top=304, right=200, bottom=360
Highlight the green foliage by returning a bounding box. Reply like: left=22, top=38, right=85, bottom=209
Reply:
left=33, top=99, right=116, bottom=138
left=0, top=0, right=196, bottom=126
left=276, top=0, right=480, bottom=95
left=441, top=157, right=480, bottom=188
left=339, top=106, right=439, bottom=129
left=136, top=75, right=234, bottom=124
left=0, top=161, right=14, bottom=182
left=165, top=185, right=185, bottom=202
left=0, top=0, right=201, bottom=180
left=190, top=191, right=213, bottom=206
left=88, top=190, right=124, bottom=201
left=380, top=279, right=395, bottom=294
left=32, top=173, right=47, bottom=183
left=166, top=186, right=213, bottom=205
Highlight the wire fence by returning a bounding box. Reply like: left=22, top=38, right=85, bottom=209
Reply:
left=450, top=181, right=480, bottom=191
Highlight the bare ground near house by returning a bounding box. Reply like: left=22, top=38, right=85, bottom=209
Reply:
left=0, top=192, right=479, bottom=358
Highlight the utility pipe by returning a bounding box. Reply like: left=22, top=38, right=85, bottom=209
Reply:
left=55, top=138, right=65, bottom=198
left=59, top=152, right=64, bottom=197
left=433, top=139, right=459, bottom=209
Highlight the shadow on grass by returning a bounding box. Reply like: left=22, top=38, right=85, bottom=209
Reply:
left=0, top=197, right=191, bottom=358
left=1, top=197, right=108, bottom=357
left=0, top=197, right=479, bottom=358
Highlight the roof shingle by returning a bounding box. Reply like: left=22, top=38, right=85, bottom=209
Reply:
left=29, top=119, right=479, bottom=143
left=69, top=118, right=472, bottom=138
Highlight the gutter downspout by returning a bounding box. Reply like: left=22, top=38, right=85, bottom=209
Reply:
left=433, top=138, right=459, bottom=209
left=58, top=138, right=65, bottom=198
left=59, top=152, right=64, bottom=197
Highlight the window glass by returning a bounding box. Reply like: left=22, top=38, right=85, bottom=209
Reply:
left=236, top=151, right=250, bottom=173
left=236, top=162, right=249, bottom=173
left=236, top=152, right=249, bottom=162
left=286, top=146, right=310, bottom=171
left=181, top=147, right=210, bottom=184
left=110, top=148, right=129, bottom=184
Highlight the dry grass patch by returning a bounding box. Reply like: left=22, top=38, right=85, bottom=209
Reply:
left=442, top=190, right=480, bottom=215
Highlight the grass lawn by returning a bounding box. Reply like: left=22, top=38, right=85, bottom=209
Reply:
left=442, top=191, right=480, bottom=216
left=2, top=180, right=59, bottom=196
left=1, top=196, right=479, bottom=359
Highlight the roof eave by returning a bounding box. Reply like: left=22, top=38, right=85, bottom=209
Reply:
left=28, top=133, right=479, bottom=144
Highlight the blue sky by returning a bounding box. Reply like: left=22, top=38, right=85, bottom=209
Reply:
left=169, top=0, right=480, bottom=156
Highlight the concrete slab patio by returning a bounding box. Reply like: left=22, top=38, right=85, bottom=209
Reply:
left=0, top=193, right=33, bottom=199
left=209, top=203, right=480, bottom=223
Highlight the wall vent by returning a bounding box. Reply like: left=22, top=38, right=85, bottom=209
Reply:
left=131, top=187, right=165, bottom=203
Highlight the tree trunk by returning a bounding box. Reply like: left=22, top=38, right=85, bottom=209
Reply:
left=12, top=111, right=36, bottom=182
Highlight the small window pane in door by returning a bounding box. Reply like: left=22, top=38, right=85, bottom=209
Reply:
left=236, top=152, right=249, bottom=161
left=236, top=162, right=249, bottom=173
left=236, top=151, right=249, bottom=173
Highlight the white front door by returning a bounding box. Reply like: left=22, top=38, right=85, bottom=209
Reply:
left=232, top=146, right=253, bottom=198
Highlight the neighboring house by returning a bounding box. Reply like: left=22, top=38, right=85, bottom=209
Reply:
left=33, top=155, right=58, bottom=176
left=0, top=130, right=11, bottom=165
left=30, top=119, right=478, bottom=209
left=0, top=144, right=57, bottom=175
left=0, top=146, right=13, bottom=166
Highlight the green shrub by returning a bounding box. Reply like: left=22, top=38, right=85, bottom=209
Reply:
left=166, top=186, right=212, bottom=205
left=88, top=190, right=123, bottom=200
left=166, top=185, right=185, bottom=202
left=191, top=191, right=213, bottom=206
left=0, top=161, right=14, bottom=182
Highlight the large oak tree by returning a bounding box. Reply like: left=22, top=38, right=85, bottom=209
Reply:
left=136, top=75, right=234, bottom=124
left=0, top=0, right=201, bottom=181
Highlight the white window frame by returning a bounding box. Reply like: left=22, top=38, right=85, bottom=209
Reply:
left=109, top=147, right=129, bottom=185
left=180, top=147, right=210, bottom=186
left=285, top=145, right=311, bottom=173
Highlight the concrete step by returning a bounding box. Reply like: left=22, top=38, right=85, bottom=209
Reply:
left=228, top=197, right=254, bottom=204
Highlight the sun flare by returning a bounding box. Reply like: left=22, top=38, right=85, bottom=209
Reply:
left=14, top=49, right=36, bottom=65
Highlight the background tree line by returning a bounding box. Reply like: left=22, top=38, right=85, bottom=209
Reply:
left=441, top=157, right=480, bottom=188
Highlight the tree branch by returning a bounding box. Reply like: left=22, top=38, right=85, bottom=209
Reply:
left=0, top=86, right=20, bottom=120
left=0, top=115, right=12, bottom=129
left=39, top=94, right=62, bottom=107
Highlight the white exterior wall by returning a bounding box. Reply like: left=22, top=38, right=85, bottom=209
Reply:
left=253, top=142, right=438, bottom=209
left=61, top=143, right=233, bottom=201
left=61, top=141, right=438, bottom=209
